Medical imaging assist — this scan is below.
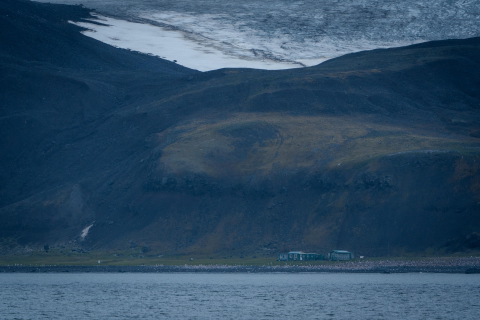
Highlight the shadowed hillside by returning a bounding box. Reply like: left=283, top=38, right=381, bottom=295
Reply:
left=1, top=0, right=479, bottom=258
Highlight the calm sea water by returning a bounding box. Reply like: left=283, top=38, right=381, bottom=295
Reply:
left=1, top=273, right=480, bottom=319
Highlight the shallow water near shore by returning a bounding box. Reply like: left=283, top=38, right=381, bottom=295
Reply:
left=2, top=273, right=479, bottom=319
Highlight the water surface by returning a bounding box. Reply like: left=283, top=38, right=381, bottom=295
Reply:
left=1, top=273, right=480, bottom=319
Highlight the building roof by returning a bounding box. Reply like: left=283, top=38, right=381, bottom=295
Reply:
left=331, top=250, right=352, bottom=254
left=288, top=251, right=304, bottom=254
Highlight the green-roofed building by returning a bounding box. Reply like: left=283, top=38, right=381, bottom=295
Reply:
left=277, top=251, right=325, bottom=261
left=328, top=250, right=354, bottom=261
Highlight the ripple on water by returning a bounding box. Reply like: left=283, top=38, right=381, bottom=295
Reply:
left=1, top=273, right=480, bottom=319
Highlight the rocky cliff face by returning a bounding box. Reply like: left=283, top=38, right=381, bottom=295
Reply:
left=1, top=0, right=479, bottom=257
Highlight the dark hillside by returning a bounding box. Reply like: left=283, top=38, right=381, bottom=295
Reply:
left=1, top=0, right=479, bottom=257
left=0, top=0, right=197, bottom=206
left=0, top=0, right=196, bottom=72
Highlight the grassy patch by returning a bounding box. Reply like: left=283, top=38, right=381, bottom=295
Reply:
left=158, top=112, right=480, bottom=177
left=0, top=251, right=335, bottom=266
left=1, top=250, right=479, bottom=267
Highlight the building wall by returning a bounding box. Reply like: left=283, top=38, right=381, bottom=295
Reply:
left=278, top=254, right=288, bottom=261
left=329, top=252, right=353, bottom=261
left=282, top=253, right=325, bottom=261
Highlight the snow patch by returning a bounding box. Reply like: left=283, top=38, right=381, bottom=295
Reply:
left=71, top=12, right=429, bottom=72
left=80, top=223, right=94, bottom=240
left=71, top=15, right=305, bottom=71
left=38, top=0, right=480, bottom=70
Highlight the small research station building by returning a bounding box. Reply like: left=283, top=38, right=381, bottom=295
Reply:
left=328, top=250, right=354, bottom=261
left=277, top=251, right=325, bottom=261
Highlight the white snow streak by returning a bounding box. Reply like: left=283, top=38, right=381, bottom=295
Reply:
left=72, top=15, right=307, bottom=71
left=80, top=223, right=94, bottom=240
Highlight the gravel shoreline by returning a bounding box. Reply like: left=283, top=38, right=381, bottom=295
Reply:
left=2, top=258, right=480, bottom=274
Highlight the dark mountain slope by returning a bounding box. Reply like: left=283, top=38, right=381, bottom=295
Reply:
left=1, top=0, right=479, bottom=257
left=0, top=0, right=197, bottom=207
left=0, top=0, right=196, bottom=72
left=134, top=37, right=480, bottom=133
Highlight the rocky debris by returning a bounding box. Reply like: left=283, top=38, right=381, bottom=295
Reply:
left=444, top=232, right=480, bottom=252
left=129, top=241, right=138, bottom=249
left=469, top=130, right=480, bottom=138
left=465, top=268, right=480, bottom=274
left=465, top=233, right=480, bottom=250
left=355, top=173, right=393, bottom=191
